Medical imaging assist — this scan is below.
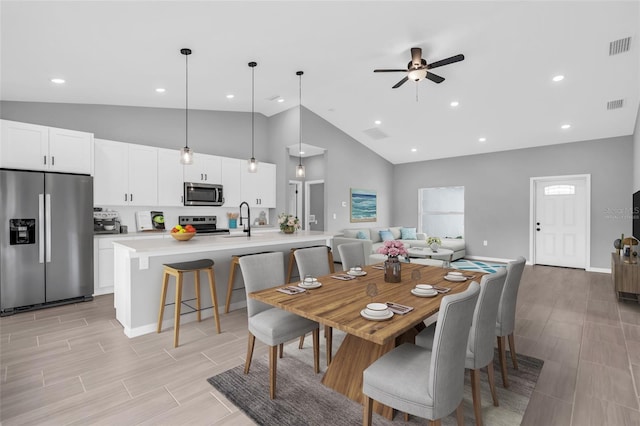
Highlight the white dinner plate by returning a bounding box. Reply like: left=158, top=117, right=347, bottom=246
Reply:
left=347, top=270, right=367, bottom=276
left=360, top=309, right=393, bottom=321
left=444, top=275, right=467, bottom=282
left=298, top=281, right=322, bottom=289
left=411, top=289, right=438, bottom=297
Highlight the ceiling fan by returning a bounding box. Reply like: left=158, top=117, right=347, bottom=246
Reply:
left=374, top=47, right=464, bottom=89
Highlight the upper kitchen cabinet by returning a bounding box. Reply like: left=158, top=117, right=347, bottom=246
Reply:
left=157, top=148, right=184, bottom=206
left=221, top=157, right=241, bottom=207
left=240, top=161, right=276, bottom=208
left=94, top=139, right=158, bottom=206
left=0, top=120, right=93, bottom=174
left=183, top=154, right=222, bottom=184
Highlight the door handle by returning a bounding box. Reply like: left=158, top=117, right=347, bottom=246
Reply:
left=125, top=193, right=128, bottom=202
left=43, top=156, right=47, bottom=165
left=204, top=173, right=207, bottom=181
left=45, top=194, right=51, bottom=263
left=536, top=228, right=541, bottom=231
left=51, top=156, right=55, bottom=166
left=130, top=193, right=133, bottom=202
left=38, top=194, right=45, bottom=263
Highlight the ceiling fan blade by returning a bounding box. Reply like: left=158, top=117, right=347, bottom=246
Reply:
left=392, top=76, right=409, bottom=89
left=374, top=69, right=407, bottom=73
left=410, top=47, right=422, bottom=66
left=425, top=72, right=445, bottom=84
left=427, top=54, right=465, bottom=69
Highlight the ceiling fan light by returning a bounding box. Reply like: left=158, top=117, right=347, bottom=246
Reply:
left=248, top=157, right=258, bottom=173
left=407, top=68, right=427, bottom=81
left=180, top=146, right=193, bottom=165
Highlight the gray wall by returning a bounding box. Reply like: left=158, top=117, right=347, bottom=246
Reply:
left=0, top=101, right=270, bottom=162
left=634, top=105, right=640, bottom=193
left=393, top=137, right=634, bottom=269
left=268, top=106, right=394, bottom=232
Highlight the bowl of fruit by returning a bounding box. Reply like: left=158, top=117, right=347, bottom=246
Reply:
left=170, top=224, right=196, bottom=241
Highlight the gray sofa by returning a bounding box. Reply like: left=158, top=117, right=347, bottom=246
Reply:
left=332, top=226, right=466, bottom=264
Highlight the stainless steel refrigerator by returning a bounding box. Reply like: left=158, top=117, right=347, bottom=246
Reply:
left=0, top=169, right=94, bottom=315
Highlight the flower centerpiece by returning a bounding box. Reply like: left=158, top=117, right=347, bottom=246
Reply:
left=278, top=213, right=301, bottom=234
left=427, top=236, right=442, bottom=252
left=377, top=240, right=408, bottom=283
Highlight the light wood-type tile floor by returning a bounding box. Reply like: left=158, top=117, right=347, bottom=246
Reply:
left=1, top=265, right=639, bottom=425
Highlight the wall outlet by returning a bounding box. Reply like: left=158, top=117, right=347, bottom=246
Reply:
left=341, top=201, right=347, bottom=207
left=483, top=240, right=488, bottom=246
left=332, top=213, right=337, bottom=220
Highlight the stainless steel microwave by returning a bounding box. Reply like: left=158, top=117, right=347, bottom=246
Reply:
left=184, top=182, right=224, bottom=206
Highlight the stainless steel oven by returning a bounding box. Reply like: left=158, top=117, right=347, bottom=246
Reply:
left=183, top=182, right=224, bottom=206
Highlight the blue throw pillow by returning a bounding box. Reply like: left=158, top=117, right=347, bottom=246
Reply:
left=356, top=231, right=368, bottom=240
left=400, top=227, right=417, bottom=240
left=379, top=230, right=394, bottom=241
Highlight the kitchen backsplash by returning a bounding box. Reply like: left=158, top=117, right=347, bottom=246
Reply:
left=97, top=205, right=273, bottom=232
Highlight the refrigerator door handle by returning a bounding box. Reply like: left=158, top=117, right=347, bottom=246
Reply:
left=45, top=193, right=52, bottom=263
left=39, top=193, right=45, bottom=263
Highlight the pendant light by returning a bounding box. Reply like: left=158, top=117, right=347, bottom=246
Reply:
left=295, top=70, right=306, bottom=178
left=180, top=48, right=193, bottom=165
left=247, top=61, right=258, bottom=173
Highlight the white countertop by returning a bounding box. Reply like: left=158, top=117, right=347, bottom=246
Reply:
left=112, top=230, right=334, bottom=258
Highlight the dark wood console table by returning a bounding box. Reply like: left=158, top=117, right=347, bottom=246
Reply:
left=612, top=253, right=640, bottom=302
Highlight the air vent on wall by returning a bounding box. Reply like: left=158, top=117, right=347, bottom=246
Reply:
left=363, top=127, right=389, bottom=140
left=607, top=99, right=624, bottom=110
left=609, top=37, right=631, bottom=55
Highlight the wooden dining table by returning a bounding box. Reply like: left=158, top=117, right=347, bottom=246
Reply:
left=249, top=261, right=483, bottom=418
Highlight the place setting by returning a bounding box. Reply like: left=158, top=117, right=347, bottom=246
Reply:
left=298, top=275, right=322, bottom=289
left=411, top=284, right=439, bottom=297
left=443, top=271, right=468, bottom=282
left=360, top=302, right=394, bottom=321
left=347, top=266, right=367, bottom=276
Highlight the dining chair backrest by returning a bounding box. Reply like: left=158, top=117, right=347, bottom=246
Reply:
left=496, top=256, right=526, bottom=337
left=338, top=242, right=366, bottom=271
left=428, top=281, right=480, bottom=415
left=467, top=268, right=507, bottom=369
left=294, top=246, right=331, bottom=278
left=239, top=252, right=285, bottom=318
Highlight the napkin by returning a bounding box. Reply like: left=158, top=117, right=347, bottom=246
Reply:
left=385, top=302, right=414, bottom=315
left=332, top=274, right=356, bottom=281
left=277, top=286, right=306, bottom=295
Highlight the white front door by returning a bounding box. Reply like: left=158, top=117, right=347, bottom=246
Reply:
left=533, top=176, right=588, bottom=268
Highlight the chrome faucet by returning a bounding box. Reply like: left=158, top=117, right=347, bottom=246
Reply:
left=239, top=201, right=251, bottom=237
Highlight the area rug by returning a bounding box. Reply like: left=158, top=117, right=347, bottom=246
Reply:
left=207, top=333, right=542, bottom=425
left=451, top=259, right=506, bottom=274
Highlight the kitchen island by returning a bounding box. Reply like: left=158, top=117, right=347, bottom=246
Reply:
left=113, top=230, right=333, bottom=337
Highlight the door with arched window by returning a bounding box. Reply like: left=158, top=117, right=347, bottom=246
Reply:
left=532, top=175, right=589, bottom=268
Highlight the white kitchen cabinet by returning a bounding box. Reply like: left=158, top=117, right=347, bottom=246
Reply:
left=94, top=139, right=158, bottom=206
left=240, top=161, right=276, bottom=208
left=0, top=120, right=93, bottom=174
left=157, top=148, right=184, bottom=206
left=221, top=157, right=241, bottom=207
left=183, top=154, right=222, bottom=184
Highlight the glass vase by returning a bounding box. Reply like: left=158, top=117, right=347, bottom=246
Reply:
left=282, top=226, right=295, bottom=234
left=384, top=257, right=402, bottom=283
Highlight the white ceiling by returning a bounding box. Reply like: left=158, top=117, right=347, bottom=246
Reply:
left=1, top=1, right=639, bottom=164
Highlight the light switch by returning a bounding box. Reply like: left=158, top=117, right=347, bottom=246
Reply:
left=332, top=213, right=337, bottom=219
left=341, top=201, right=347, bottom=207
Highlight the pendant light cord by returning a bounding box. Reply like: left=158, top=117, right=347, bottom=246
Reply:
left=251, top=64, right=255, bottom=158
left=185, top=52, right=189, bottom=149
left=298, top=71, right=303, bottom=166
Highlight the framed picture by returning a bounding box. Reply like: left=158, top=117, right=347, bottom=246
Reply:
left=350, top=188, right=377, bottom=222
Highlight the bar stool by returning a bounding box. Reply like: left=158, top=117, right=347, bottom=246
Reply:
left=157, top=259, right=221, bottom=347
left=286, top=245, right=335, bottom=283
left=225, top=251, right=275, bottom=313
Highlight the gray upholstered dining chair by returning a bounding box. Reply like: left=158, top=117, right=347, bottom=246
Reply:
left=337, top=242, right=366, bottom=271
left=496, top=256, right=526, bottom=388
left=293, top=246, right=334, bottom=365
left=416, top=268, right=507, bottom=426
left=362, top=282, right=480, bottom=426
left=238, top=252, right=320, bottom=399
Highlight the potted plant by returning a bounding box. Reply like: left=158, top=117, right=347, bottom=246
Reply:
left=427, top=236, right=442, bottom=252
left=278, top=213, right=301, bottom=234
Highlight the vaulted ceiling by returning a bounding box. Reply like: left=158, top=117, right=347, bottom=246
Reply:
left=1, top=1, right=638, bottom=164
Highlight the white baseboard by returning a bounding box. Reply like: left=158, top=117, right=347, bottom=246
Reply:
left=587, top=266, right=611, bottom=274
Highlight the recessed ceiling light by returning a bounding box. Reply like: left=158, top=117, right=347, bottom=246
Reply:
left=155, top=88, right=166, bottom=93
left=226, top=94, right=234, bottom=99
left=411, top=148, right=417, bottom=152
left=374, top=120, right=382, bottom=125
left=478, top=137, right=487, bottom=142
left=450, top=101, right=459, bottom=107
left=561, top=124, right=571, bottom=129
left=277, top=98, right=285, bottom=103
left=552, top=75, right=564, bottom=82
left=51, top=78, right=65, bottom=84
